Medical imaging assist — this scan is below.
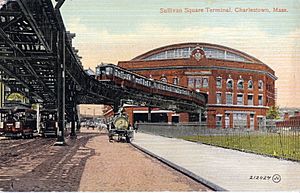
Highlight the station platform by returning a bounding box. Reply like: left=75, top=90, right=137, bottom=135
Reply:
left=132, top=132, right=300, bottom=191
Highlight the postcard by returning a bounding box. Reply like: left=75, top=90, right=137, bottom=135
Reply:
left=0, top=0, right=299, bottom=192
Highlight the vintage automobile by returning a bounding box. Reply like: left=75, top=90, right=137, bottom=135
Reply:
left=108, top=113, right=134, bottom=143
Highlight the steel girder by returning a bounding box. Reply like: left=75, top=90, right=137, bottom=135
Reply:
left=0, top=0, right=205, bottom=116
left=0, top=0, right=57, bottom=107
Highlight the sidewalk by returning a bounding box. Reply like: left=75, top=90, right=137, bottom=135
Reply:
left=78, top=129, right=210, bottom=191
left=132, top=132, right=300, bottom=191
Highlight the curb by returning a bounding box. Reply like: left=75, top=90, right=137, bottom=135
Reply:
left=131, top=142, right=227, bottom=192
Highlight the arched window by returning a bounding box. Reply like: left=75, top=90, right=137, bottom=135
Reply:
left=160, top=74, right=167, bottom=82
left=237, top=79, right=244, bottom=90
left=248, top=80, right=253, bottom=90
left=202, top=77, right=209, bottom=88
left=258, top=80, right=263, bottom=90
left=227, top=79, right=233, bottom=89
left=161, top=77, right=167, bottom=82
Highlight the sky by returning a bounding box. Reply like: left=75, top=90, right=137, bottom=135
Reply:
left=55, top=0, right=300, bottom=108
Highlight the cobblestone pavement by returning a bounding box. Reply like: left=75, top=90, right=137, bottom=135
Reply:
left=0, top=129, right=210, bottom=192
left=0, top=132, right=96, bottom=192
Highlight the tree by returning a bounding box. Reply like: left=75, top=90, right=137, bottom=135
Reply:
left=266, top=105, right=280, bottom=120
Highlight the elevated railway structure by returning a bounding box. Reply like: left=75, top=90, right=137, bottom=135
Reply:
left=0, top=0, right=207, bottom=144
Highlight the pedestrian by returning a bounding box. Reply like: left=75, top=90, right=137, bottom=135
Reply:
left=134, top=121, right=138, bottom=133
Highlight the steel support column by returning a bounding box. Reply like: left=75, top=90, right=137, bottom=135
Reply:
left=69, top=80, right=77, bottom=137
left=0, top=73, right=3, bottom=122
left=55, top=30, right=66, bottom=145
left=36, top=103, right=41, bottom=134
left=76, top=105, right=80, bottom=132
left=70, top=100, right=77, bottom=137
left=70, top=115, right=76, bottom=137
left=147, top=106, right=152, bottom=123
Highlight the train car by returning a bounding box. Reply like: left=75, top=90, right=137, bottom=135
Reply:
left=0, top=105, right=36, bottom=139
left=40, top=109, right=57, bottom=138
left=108, top=113, right=134, bottom=143
left=95, top=64, right=207, bottom=107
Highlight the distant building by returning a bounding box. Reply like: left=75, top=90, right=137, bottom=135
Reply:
left=118, top=42, right=277, bottom=129
left=276, top=111, right=300, bottom=128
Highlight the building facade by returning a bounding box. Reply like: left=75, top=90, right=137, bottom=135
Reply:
left=276, top=111, right=300, bottom=128
left=118, top=43, right=277, bottom=129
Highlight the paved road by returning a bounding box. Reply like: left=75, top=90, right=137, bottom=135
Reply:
left=0, top=129, right=210, bottom=192
left=132, top=132, right=300, bottom=191
left=78, top=130, right=210, bottom=191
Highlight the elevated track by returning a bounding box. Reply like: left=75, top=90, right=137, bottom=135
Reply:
left=0, top=0, right=207, bottom=143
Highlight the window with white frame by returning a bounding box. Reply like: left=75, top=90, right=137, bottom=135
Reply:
left=225, top=113, right=230, bottom=128
left=227, top=79, right=233, bottom=89
left=258, top=95, right=263, bottom=106
left=173, top=77, right=179, bottom=85
left=237, top=79, right=244, bottom=90
left=216, top=93, right=222, bottom=104
left=195, top=78, right=201, bottom=88
left=202, top=77, right=209, bottom=88
left=248, top=94, right=253, bottom=105
left=181, top=48, right=189, bottom=57
left=233, top=113, right=247, bottom=128
left=188, top=78, right=194, bottom=88
left=237, top=94, right=244, bottom=105
left=143, top=47, right=251, bottom=62
left=258, top=80, right=263, bottom=90
left=216, top=115, right=222, bottom=128
left=166, top=50, right=174, bottom=59
left=216, top=77, right=222, bottom=88
left=248, top=80, right=253, bottom=90
left=226, top=93, right=233, bottom=104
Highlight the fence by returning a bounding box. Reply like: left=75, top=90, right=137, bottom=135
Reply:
left=137, top=121, right=300, bottom=161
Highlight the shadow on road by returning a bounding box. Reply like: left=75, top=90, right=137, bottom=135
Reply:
left=0, top=131, right=101, bottom=192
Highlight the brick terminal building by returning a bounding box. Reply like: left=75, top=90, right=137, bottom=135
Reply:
left=117, top=42, right=277, bottom=129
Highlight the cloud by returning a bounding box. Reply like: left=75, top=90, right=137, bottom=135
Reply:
left=67, top=18, right=300, bottom=107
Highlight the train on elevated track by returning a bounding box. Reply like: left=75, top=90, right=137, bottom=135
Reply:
left=95, top=64, right=207, bottom=143
left=95, top=64, right=207, bottom=107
